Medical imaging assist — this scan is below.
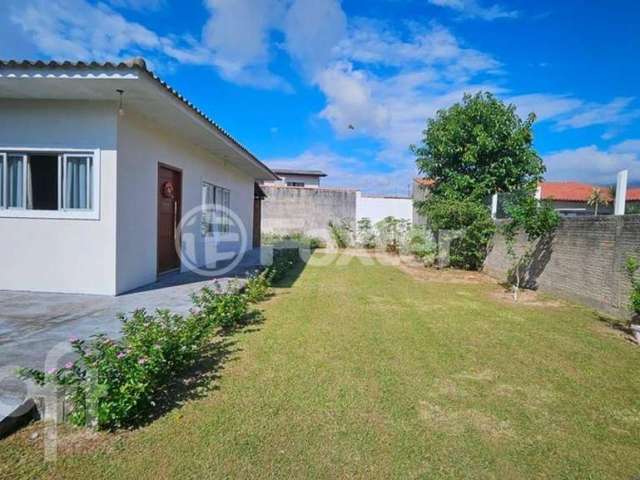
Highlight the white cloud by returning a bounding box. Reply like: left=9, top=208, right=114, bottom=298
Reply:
left=543, top=143, right=640, bottom=184
left=428, top=0, right=519, bottom=21
left=611, top=139, right=640, bottom=155
left=202, top=0, right=292, bottom=89
left=283, top=0, right=347, bottom=75
left=3, top=0, right=294, bottom=90
left=555, top=97, right=640, bottom=130
left=506, top=94, right=640, bottom=137
left=9, top=0, right=160, bottom=61
left=107, top=0, right=166, bottom=11
left=313, top=23, right=502, bottom=156
left=507, top=93, right=583, bottom=122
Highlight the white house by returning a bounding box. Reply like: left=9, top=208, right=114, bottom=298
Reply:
left=0, top=58, right=277, bottom=295
left=263, top=168, right=327, bottom=188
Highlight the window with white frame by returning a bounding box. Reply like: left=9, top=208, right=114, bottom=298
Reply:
left=0, top=151, right=95, bottom=213
left=201, top=182, right=231, bottom=236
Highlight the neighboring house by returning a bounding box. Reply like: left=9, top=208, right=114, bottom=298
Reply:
left=413, top=178, right=640, bottom=219
left=261, top=172, right=412, bottom=241
left=263, top=169, right=327, bottom=188
left=538, top=182, right=640, bottom=216
left=0, top=58, right=277, bottom=295
left=537, top=182, right=614, bottom=216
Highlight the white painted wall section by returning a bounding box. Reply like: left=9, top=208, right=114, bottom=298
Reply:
left=0, top=100, right=118, bottom=294
left=355, top=192, right=413, bottom=225
left=116, top=111, right=255, bottom=294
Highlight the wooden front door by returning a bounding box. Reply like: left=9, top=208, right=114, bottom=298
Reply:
left=157, top=165, right=182, bottom=274
left=253, top=196, right=262, bottom=248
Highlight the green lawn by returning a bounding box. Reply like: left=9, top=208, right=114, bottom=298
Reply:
left=3, top=253, right=640, bottom=479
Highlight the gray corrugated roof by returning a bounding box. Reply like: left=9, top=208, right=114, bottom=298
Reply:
left=0, top=58, right=276, bottom=179
left=271, top=168, right=327, bottom=177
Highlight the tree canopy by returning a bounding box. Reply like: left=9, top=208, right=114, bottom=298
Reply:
left=414, top=92, right=545, bottom=202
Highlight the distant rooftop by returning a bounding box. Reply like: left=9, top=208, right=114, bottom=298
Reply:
left=272, top=168, right=327, bottom=177
left=414, top=178, right=640, bottom=202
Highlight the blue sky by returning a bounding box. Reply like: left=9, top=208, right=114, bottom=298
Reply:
left=2, top=0, right=639, bottom=194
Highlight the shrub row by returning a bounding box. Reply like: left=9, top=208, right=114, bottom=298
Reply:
left=18, top=251, right=299, bottom=431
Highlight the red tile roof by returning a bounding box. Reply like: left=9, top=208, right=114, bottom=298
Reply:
left=414, top=178, right=435, bottom=187
left=415, top=178, right=640, bottom=202
left=627, top=188, right=640, bottom=201
left=540, top=182, right=640, bottom=202
left=539, top=182, right=612, bottom=202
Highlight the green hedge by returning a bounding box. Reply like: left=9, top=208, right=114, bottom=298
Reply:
left=18, top=254, right=299, bottom=431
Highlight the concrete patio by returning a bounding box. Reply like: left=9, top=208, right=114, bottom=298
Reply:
left=0, top=248, right=267, bottom=426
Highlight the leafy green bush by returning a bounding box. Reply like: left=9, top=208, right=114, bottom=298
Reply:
left=626, top=256, right=640, bottom=323
left=192, top=287, right=249, bottom=329
left=244, top=270, right=273, bottom=303
left=17, top=249, right=306, bottom=432
left=19, top=286, right=252, bottom=430
left=425, top=198, right=496, bottom=270
left=18, top=306, right=223, bottom=429
left=404, top=225, right=437, bottom=264
left=328, top=219, right=352, bottom=249
left=269, top=247, right=300, bottom=282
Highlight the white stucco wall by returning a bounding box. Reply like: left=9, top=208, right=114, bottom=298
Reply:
left=115, top=111, right=255, bottom=294
left=355, top=192, right=413, bottom=225
left=0, top=99, right=118, bottom=294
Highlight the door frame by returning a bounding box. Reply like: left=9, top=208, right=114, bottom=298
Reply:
left=157, top=162, right=183, bottom=276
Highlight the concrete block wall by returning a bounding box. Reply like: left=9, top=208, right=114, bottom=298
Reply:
left=484, top=215, right=640, bottom=318
left=261, top=185, right=357, bottom=241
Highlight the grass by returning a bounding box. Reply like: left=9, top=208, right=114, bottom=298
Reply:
left=3, top=252, right=640, bottom=479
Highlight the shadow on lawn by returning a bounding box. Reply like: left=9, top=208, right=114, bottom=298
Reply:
left=595, top=313, right=638, bottom=346
left=146, top=256, right=309, bottom=422
left=272, top=258, right=307, bottom=289
left=136, top=310, right=267, bottom=428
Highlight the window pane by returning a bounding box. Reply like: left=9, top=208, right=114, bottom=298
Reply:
left=7, top=155, right=24, bottom=208
left=223, top=189, right=230, bottom=232
left=29, top=155, right=59, bottom=210
left=201, top=182, right=215, bottom=235
left=65, top=156, right=92, bottom=209
left=0, top=157, right=4, bottom=208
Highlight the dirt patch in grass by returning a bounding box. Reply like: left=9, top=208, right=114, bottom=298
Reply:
left=488, top=287, right=565, bottom=307
left=323, top=249, right=494, bottom=285
left=418, top=401, right=513, bottom=438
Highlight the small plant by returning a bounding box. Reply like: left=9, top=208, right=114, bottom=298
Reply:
left=356, top=218, right=377, bottom=249
left=375, top=216, right=409, bottom=254
left=587, top=187, right=610, bottom=216
left=328, top=219, right=352, bottom=249
left=192, top=287, right=249, bottom=329
left=502, top=193, right=560, bottom=301
left=404, top=225, right=437, bottom=264
left=626, top=256, right=640, bottom=325
left=245, top=270, right=272, bottom=303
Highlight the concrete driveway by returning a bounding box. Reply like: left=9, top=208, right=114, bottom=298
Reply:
left=0, top=249, right=265, bottom=424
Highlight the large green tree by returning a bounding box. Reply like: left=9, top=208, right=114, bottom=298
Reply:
left=414, top=92, right=545, bottom=202
left=414, top=92, right=546, bottom=270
